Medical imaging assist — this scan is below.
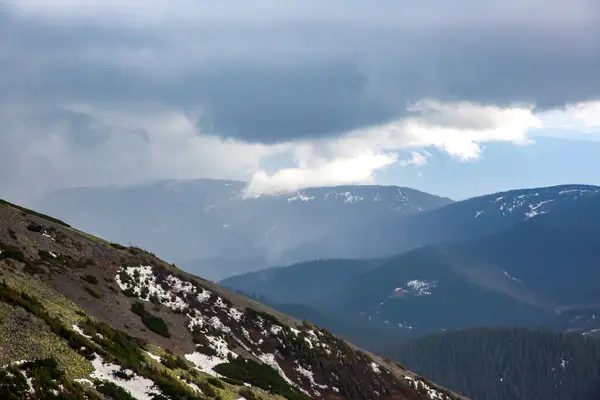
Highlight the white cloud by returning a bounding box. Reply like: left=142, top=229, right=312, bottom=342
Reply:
left=538, top=101, right=600, bottom=133
left=245, top=151, right=398, bottom=196
left=245, top=99, right=600, bottom=194
left=399, top=151, right=430, bottom=167
left=2, top=99, right=600, bottom=202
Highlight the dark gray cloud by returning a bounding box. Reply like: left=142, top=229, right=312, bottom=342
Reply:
left=2, top=1, right=600, bottom=144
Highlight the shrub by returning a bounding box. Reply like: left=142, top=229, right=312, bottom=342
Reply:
left=113, top=368, right=135, bottom=381
left=95, top=381, right=137, bottom=400
left=85, top=286, right=103, bottom=299
left=131, top=302, right=170, bottom=338
left=0, top=244, right=26, bottom=263
left=142, top=315, right=170, bottom=338
left=239, top=387, right=258, bottom=399
left=221, top=377, right=244, bottom=386
left=7, top=228, right=17, bottom=240
left=161, top=353, right=189, bottom=371
left=27, top=223, right=43, bottom=233
left=110, top=242, right=128, bottom=250
left=196, top=381, right=217, bottom=397
left=214, top=358, right=311, bottom=400
left=82, top=274, right=99, bottom=284
left=207, top=377, right=225, bottom=389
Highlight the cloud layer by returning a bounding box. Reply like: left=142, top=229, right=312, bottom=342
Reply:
left=1, top=0, right=600, bottom=200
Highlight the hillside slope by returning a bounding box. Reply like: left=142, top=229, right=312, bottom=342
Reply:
left=0, top=199, right=464, bottom=400
left=378, top=327, right=600, bottom=400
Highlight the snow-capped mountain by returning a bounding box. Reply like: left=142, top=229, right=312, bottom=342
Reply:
left=449, top=184, right=600, bottom=222
left=303, top=184, right=600, bottom=261
left=34, top=179, right=452, bottom=279
left=223, top=186, right=600, bottom=337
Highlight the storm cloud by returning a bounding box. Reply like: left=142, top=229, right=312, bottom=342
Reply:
left=1, top=0, right=600, bottom=201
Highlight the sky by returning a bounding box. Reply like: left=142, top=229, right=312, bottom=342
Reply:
left=1, top=0, right=600, bottom=202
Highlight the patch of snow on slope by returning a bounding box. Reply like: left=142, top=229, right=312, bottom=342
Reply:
left=185, top=335, right=235, bottom=376
left=502, top=270, right=522, bottom=283
left=184, top=352, right=226, bottom=377
left=288, top=192, right=315, bottom=202
left=72, top=325, right=92, bottom=339
left=258, top=353, right=299, bottom=389
left=324, top=191, right=364, bottom=203
left=490, top=187, right=600, bottom=219
left=404, top=375, right=450, bottom=400
left=90, top=354, right=160, bottom=400
left=406, top=280, right=437, bottom=296
left=144, top=351, right=161, bottom=362
left=370, top=362, right=381, bottom=374
left=42, top=231, right=56, bottom=241
left=295, top=362, right=329, bottom=396
left=525, top=199, right=554, bottom=219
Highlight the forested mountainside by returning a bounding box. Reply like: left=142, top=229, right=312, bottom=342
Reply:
left=379, top=327, right=600, bottom=400
left=0, top=199, right=464, bottom=400
left=35, top=180, right=452, bottom=280
left=224, top=189, right=600, bottom=338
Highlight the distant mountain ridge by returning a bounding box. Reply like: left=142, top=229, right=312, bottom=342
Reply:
left=222, top=184, right=600, bottom=339
left=35, top=179, right=453, bottom=279
left=294, top=184, right=600, bottom=260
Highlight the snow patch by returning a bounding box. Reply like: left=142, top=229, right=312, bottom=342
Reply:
left=404, top=375, right=450, bottom=400
left=72, top=325, right=92, bottom=339
left=288, top=192, right=315, bottom=202
left=295, top=362, right=329, bottom=396
left=370, top=362, right=381, bottom=374
left=503, top=270, right=522, bottom=283
left=90, top=354, right=160, bottom=400
left=144, top=351, right=161, bottom=362
left=405, top=280, right=437, bottom=296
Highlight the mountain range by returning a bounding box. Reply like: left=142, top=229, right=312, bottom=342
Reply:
left=34, top=180, right=452, bottom=280
left=36, top=181, right=599, bottom=282
left=0, top=198, right=463, bottom=400
left=222, top=184, right=600, bottom=339
left=6, top=179, right=600, bottom=399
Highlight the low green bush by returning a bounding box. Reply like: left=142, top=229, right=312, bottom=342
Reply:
left=82, top=274, right=99, bottom=285
left=130, top=301, right=170, bottom=338
left=214, top=358, right=310, bottom=400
